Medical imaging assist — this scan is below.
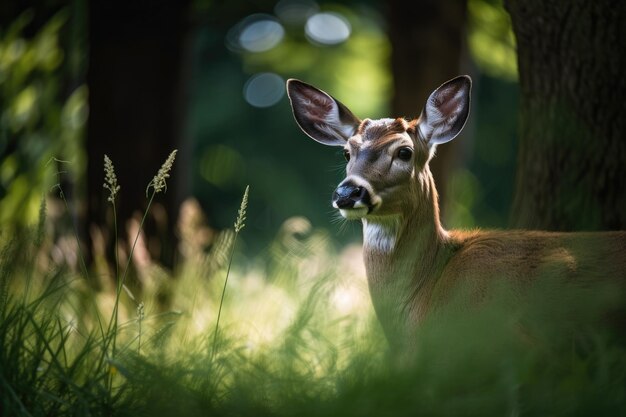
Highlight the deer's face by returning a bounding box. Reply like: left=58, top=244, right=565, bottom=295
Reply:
left=287, top=76, right=471, bottom=221
left=332, top=118, right=429, bottom=220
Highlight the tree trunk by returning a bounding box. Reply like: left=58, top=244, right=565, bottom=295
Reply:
left=385, top=0, right=468, bottom=217
left=505, top=0, right=626, bottom=231
left=86, top=0, right=190, bottom=269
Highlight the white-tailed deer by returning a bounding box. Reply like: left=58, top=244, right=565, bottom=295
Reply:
left=286, top=76, right=626, bottom=347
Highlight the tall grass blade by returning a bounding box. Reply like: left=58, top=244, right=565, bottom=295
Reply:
left=212, top=185, right=249, bottom=358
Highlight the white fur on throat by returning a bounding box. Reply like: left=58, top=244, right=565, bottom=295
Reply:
left=363, top=219, right=400, bottom=253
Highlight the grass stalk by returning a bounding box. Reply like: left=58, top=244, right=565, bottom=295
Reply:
left=111, top=150, right=177, bottom=357
left=110, top=202, right=120, bottom=346
left=137, top=302, right=144, bottom=355
left=211, top=185, right=249, bottom=359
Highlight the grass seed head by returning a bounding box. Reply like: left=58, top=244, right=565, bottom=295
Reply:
left=234, top=185, right=249, bottom=233
left=103, top=155, right=121, bottom=203
left=147, top=150, right=178, bottom=196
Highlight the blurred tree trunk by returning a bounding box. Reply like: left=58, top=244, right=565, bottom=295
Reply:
left=86, top=0, right=190, bottom=269
left=505, top=0, right=626, bottom=231
left=385, top=0, right=468, bottom=217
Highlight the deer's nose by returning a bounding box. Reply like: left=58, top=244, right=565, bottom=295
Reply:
left=333, top=182, right=370, bottom=209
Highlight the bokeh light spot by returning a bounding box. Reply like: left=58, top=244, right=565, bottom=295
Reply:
left=305, top=12, right=351, bottom=45
left=243, top=73, right=285, bottom=108
left=238, top=16, right=285, bottom=53
left=200, top=144, right=244, bottom=187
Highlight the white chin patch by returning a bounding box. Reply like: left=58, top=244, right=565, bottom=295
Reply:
left=339, top=207, right=368, bottom=220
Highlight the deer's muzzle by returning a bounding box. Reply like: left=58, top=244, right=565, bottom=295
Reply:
left=332, top=180, right=372, bottom=211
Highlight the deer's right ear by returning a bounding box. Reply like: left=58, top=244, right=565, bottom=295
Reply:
left=286, top=79, right=360, bottom=146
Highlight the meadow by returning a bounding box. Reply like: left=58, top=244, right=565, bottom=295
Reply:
left=1, top=152, right=625, bottom=416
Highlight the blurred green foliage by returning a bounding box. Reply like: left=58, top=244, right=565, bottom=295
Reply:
left=443, top=0, right=518, bottom=229
left=468, top=0, right=517, bottom=81
left=0, top=9, right=86, bottom=232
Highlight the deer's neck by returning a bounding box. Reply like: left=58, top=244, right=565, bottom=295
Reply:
left=361, top=171, right=450, bottom=343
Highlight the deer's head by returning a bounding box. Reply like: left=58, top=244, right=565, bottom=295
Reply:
left=286, top=76, right=471, bottom=221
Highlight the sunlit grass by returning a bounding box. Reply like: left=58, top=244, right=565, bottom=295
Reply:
left=0, top=200, right=381, bottom=416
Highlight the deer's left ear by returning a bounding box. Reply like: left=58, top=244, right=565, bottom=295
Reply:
left=286, top=79, right=361, bottom=146
left=418, top=75, right=471, bottom=146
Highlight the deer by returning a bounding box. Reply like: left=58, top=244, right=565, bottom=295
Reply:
left=286, top=75, right=626, bottom=349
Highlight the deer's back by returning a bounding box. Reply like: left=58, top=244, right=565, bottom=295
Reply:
left=430, top=230, right=626, bottom=310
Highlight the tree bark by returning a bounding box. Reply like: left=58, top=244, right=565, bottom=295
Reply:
left=505, top=0, right=626, bottom=231
left=86, top=0, right=190, bottom=268
left=385, top=0, right=468, bottom=217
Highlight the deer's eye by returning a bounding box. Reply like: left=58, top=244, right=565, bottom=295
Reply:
left=343, top=149, right=351, bottom=162
left=397, top=147, right=413, bottom=161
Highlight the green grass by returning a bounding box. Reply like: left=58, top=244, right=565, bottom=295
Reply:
left=1, top=153, right=625, bottom=416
